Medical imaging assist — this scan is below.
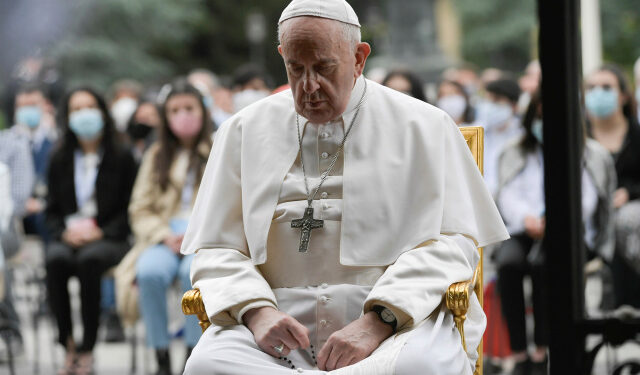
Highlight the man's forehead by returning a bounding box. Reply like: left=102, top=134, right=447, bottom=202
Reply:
left=286, top=57, right=337, bottom=65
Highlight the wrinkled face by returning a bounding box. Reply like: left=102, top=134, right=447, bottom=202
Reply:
left=278, top=17, right=369, bottom=124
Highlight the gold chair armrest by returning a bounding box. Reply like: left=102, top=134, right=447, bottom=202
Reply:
left=445, top=265, right=479, bottom=352
left=182, top=288, right=212, bottom=333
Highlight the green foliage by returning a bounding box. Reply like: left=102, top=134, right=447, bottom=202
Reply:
left=601, top=0, right=640, bottom=73
left=43, top=0, right=640, bottom=90
left=49, top=0, right=207, bottom=90
left=46, top=0, right=387, bottom=90
left=454, top=0, right=537, bottom=72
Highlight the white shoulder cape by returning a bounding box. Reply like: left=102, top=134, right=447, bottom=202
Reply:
left=182, top=76, right=509, bottom=266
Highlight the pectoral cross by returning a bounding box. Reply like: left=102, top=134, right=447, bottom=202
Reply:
left=291, top=206, right=324, bottom=253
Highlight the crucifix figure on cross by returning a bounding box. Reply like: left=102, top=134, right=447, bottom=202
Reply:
left=291, top=206, right=324, bottom=253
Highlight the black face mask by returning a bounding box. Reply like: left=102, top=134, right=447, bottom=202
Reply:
left=128, top=122, right=154, bottom=140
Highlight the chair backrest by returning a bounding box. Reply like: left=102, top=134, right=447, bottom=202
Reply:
left=459, top=126, right=484, bottom=375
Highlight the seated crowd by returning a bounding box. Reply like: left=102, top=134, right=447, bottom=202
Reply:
left=0, top=57, right=639, bottom=375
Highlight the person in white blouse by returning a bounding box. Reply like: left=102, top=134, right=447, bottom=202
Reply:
left=474, top=78, right=524, bottom=197
left=494, top=89, right=616, bottom=375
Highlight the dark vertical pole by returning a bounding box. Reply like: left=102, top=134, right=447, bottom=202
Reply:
left=537, top=0, right=586, bottom=374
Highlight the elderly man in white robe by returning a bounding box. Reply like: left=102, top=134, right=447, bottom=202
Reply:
left=182, top=1, right=509, bottom=374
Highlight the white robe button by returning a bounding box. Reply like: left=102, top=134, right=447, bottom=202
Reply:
left=319, top=296, right=329, bottom=303
left=320, top=132, right=329, bottom=139
left=320, top=283, right=328, bottom=289
left=297, top=368, right=304, bottom=373
left=321, top=152, right=329, bottom=159
left=320, top=319, right=328, bottom=326
left=320, top=192, right=328, bottom=199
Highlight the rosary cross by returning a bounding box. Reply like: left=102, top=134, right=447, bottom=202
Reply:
left=291, top=207, right=323, bottom=253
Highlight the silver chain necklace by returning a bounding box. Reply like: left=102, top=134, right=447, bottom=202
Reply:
left=291, top=78, right=368, bottom=253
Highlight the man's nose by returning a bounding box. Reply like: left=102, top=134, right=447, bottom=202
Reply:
left=303, top=74, right=320, bottom=94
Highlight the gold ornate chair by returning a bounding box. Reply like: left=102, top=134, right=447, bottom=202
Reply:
left=182, top=126, right=485, bottom=375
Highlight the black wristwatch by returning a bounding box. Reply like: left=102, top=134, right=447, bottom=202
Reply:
left=371, top=305, right=397, bottom=332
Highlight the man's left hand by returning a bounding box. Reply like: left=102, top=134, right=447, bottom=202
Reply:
left=316, top=311, right=393, bottom=371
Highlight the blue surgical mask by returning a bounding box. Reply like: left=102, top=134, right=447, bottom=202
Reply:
left=15, top=105, right=42, bottom=128
left=477, top=101, right=513, bottom=128
left=69, top=108, right=104, bottom=141
left=531, top=119, right=543, bottom=144
left=585, top=87, right=618, bottom=118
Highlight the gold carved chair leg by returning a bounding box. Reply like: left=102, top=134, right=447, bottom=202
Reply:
left=182, top=289, right=211, bottom=333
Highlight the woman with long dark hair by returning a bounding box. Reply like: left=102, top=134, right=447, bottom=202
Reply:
left=115, top=79, right=212, bottom=374
left=585, top=64, right=640, bottom=308
left=46, top=87, right=136, bottom=374
left=494, top=88, right=616, bottom=375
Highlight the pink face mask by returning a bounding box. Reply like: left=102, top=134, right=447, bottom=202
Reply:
left=169, top=111, right=202, bottom=139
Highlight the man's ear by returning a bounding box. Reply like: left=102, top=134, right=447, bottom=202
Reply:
left=278, top=45, right=284, bottom=57
left=354, top=42, right=371, bottom=76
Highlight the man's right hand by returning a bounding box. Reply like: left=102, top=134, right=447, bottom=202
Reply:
left=243, top=306, right=310, bottom=358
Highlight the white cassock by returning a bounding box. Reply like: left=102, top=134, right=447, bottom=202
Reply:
left=181, top=76, right=509, bottom=374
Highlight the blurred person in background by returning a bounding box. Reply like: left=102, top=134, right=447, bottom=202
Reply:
left=108, top=79, right=143, bottom=136
left=102, top=94, right=162, bottom=344
left=517, top=60, right=541, bottom=115
left=480, top=68, right=503, bottom=89
left=443, top=65, right=481, bottom=103
left=10, top=83, right=57, bottom=243
left=0, top=162, right=23, bottom=361
left=495, top=89, right=616, bottom=375
left=231, top=64, right=272, bottom=112
left=127, top=98, right=162, bottom=163
left=45, top=87, right=137, bottom=375
left=634, top=57, right=640, bottom=124
left=0, top=108, right=35, bottom=272
left=436, top=80, right=474, bottom=126
left=188, top=68, right=234, bottom=129
left=585, top=64, right=640, bottom=308
left=115, top=80, right=211, bottom=375
left=382, top=70, right=428, bottom=102
left=475, top=78, right=523, bottom=196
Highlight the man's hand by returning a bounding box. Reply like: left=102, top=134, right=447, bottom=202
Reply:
left=613, top=187, right=629, bottom=209
left=163, top=234, right=184, bottom=254
left=524, top=215, right=545, bottom=240
left=243, top=306, right=310, bottom=358
left=317, top=311, right=393, bottom=371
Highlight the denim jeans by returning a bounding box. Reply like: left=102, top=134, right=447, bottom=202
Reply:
left=136, top=244, right=200, bottom=348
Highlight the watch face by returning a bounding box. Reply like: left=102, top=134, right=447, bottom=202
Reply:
left=380, top=308, right=395, bottom=323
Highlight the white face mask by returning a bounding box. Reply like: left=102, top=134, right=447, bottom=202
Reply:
left=476, top=101, right=513, bottom=129
left=110, top=97, right=138, bottom=132
left=437, top=95, right=467, bottom=122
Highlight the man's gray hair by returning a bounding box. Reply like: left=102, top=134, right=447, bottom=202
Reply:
left=277, top=18, right=361, bottom=50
